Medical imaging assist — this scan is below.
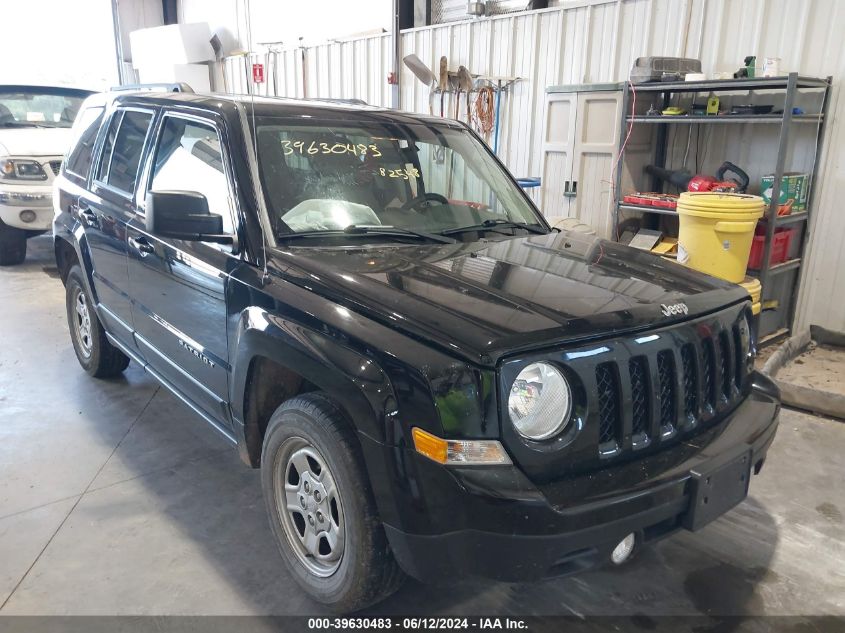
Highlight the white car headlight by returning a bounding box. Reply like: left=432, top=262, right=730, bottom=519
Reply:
left=0, top=158, right=48, bottom=181
left=508, top=362, right=572, bottom=440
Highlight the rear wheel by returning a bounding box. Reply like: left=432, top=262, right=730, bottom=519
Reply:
left=0, top=220, right=27, bottom=265
left=65, top=265, right=130, bottom=378
left=261, top=393, right=404, bottom=612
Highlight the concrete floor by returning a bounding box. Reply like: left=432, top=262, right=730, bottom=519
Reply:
left=779, top=342, right=845, bottom=399
left=1, top=236, right=844, bottom=617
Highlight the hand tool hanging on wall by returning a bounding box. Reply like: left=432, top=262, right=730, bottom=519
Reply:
left=403, top=54, right=438, bottom=115
left=458, top=66, right=473, bottom=122
left=439, top=56, right=448, bottom=117
left=454, top=75, right=462, bottom=119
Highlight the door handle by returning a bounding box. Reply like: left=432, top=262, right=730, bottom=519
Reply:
left=128, top=236, right=155, bottom=256
left=77, top=205, right=99, bottom=228
left=563, top=180, right=576, bottom=198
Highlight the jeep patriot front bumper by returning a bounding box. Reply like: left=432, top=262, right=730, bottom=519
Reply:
left=365, top=371, right=779, bottom=583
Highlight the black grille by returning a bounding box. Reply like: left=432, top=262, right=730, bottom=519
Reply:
left=719, top=332, right=732, bottom=399
left=580, top=313, right=747, bottom=460
left=629, top=357, right=649, bottom=436
left=702, top=338, right=716, bottom=410
left=49, top=160, right=61, bottom=176
left=680, top=344, right=698, bottom=421
left=733, top=324, right=744, bottom=389
left=656, top=351, right=675, bottom=430
left=595, top=363, right=619, bottom=445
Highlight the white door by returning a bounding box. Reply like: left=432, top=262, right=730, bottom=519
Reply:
left=570, top=91, right=622, bottom=238
left=540, top=92, right=578, bottom=218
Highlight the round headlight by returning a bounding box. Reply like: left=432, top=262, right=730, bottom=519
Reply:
left=508, top=362, right=572, bottom=440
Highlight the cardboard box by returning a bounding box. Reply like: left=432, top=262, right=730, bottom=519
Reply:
left=130, top=23, right=214, bottom=69
left=761, top=172, right=809, bottom=214
left=651, top=237, right=678, bottom=256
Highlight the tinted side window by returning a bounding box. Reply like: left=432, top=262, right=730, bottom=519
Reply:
left=65, top=106, right=104, bottom=178
left=149, top=118, right=233, bottom=233
left=96, top=111, right=121, bottom=183
left=106, top=111, right=153, bottom=194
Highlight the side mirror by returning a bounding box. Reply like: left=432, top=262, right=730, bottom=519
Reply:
left=145, top=190, right=232, bottom=244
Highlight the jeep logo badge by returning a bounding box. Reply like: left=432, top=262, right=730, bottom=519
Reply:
left=661, top=302, right=689, bottom=317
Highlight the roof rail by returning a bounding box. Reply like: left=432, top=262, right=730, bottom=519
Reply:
left=302, top=97, right=367, bottom=106
left=109, top=83, right=194, bottom=93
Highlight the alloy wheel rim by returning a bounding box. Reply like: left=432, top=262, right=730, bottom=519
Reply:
left=274, top=437, right=345, bottom=577
left=73, top=288, right=93, bottom=358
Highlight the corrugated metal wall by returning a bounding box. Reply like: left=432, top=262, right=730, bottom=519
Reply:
left=222, top=33, right=393, bottom=104
left=213, top=0, right=845, bottom=332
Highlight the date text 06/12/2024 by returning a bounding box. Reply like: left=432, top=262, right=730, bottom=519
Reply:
left=307, top=618, right=528, bottom=630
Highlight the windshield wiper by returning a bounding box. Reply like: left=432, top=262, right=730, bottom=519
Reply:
left=278, top=224, right=456, bottom=244
left=441, top=218, right=547, bottom=236
left=344, top=224, right=456, bottom=243
left=0, top=121, right=42, bottom=128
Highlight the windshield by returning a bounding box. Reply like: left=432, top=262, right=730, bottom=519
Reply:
left=253, top=117, right=546, bottom=241
left=0, top=87, right=88, bottom=128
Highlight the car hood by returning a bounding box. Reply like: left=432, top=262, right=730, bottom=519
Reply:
left=0, top=127, right=72, bottom=157
left=268, top=231, right=748, bottom=365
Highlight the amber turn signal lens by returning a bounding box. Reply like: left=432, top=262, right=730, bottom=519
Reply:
left=411, top=427, right=511, bottom=466
left=412, top=428, right=448, bottom=463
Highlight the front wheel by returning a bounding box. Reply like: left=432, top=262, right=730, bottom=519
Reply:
left=0, top=220, right=27, bottom=265
left=261, top=393, right=404, bottom=612
left=65, top=265, right=130, bottom=378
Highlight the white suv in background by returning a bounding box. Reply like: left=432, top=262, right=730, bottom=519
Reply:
left=0, top=85, right=92, bottom=265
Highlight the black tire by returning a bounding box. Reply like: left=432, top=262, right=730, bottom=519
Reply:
left=65, top=265, right=130, bottom=378
left=0, top=220, right=27, bottom=266
left=261, top=393, right=404, bottom=612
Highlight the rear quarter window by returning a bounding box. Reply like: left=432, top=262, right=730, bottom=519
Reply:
left=95, top=109, right=153, bottom=196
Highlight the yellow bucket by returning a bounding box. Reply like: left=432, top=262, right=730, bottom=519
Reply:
left=739, top=276, right=762, bottom=304
left=677, top=192, right=765, bottom=283
left=739, top=277, right=761, bottom=315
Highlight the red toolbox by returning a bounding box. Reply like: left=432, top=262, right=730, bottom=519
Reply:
left=747, top=226, right=795, bottom=270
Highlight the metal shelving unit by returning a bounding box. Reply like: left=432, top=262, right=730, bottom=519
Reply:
left=626, top=113, right=823, bottom=124
left=612, top=73, right=831, bottom=343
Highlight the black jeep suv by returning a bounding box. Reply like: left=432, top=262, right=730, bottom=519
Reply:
left=54, top=90, right=780, bottom=611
